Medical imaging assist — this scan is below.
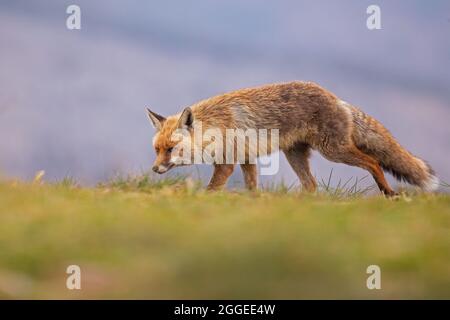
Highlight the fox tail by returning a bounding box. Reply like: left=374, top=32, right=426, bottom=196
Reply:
left=349, top=105, right=439, bottom=191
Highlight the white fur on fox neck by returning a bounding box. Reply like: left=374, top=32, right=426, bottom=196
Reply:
left=170, top=155, right=182, bottom=165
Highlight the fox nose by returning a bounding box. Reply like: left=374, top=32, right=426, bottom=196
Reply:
left=152, top=165, right=159, bottom=173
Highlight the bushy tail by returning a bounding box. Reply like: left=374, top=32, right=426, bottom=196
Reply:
left=349, top=106, right=439, bottom=191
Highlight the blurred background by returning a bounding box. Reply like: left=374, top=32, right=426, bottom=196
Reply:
left=0, top=0, right=449, bottom=187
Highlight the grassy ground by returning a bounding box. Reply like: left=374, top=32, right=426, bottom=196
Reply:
left=0, top=175, right=449, bottom=299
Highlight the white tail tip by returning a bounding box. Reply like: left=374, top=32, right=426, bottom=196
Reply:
left=423, top=175, right=439, bottom=192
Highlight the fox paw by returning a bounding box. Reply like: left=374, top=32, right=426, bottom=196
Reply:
left=384, top=191, right=400, bottom=200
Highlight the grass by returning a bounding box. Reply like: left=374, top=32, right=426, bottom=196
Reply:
left=0, top=174, right=449, bottom=299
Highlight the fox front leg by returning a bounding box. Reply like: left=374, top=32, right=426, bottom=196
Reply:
left=240, top=164, right=258, bottom=191
left=206, top=164, right=235, bottom=191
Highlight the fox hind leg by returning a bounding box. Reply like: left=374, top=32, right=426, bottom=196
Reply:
left=283, top=143, right=317, bottom=192
left=240, top=164, right=258, bottom=191
left=320, top=143, right=396, bottom=196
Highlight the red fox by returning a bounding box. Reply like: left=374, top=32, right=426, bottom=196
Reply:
left=146, top=81, right=438, bottom=195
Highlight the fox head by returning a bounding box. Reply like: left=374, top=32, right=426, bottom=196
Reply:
left=146, top=107, right=195, bottom=174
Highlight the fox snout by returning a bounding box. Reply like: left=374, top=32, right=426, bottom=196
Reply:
left=152, top=164, right=166, bottom=174
left=152, top=162, right=174, bottom=174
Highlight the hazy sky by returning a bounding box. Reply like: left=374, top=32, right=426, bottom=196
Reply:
left=0, top=0, right=449, bottom=189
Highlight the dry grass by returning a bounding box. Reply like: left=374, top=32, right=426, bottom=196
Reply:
left=0, top=175, right=449, bottom=299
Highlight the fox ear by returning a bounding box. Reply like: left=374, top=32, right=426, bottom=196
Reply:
left=146, top=108, right=166, bottom=131
left=177, top=107, right=194, bottom=129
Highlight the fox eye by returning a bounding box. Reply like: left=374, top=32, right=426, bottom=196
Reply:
left=167, top=147, right=173, bottom=153
left=155, top=147, right=160, bottom=153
